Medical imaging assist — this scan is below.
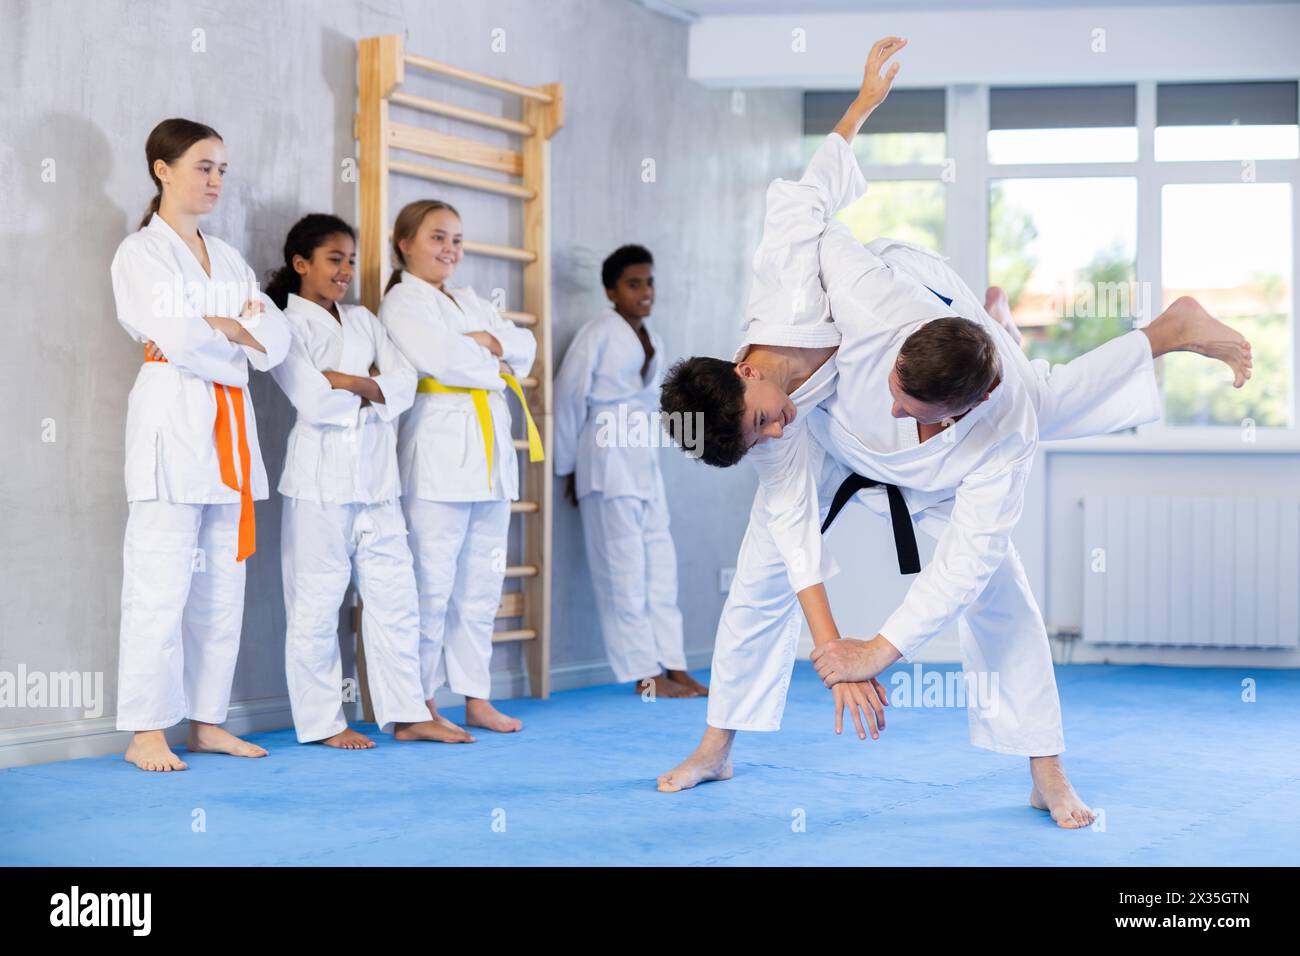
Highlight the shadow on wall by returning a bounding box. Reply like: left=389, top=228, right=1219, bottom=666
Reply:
left=1, top=112, right=130, bottom=727
left=322, top=25, right=359, bottom=227
left=0, top=109, right=344, bottom=721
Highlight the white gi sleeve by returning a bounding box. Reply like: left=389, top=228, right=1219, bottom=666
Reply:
left=242, top=262, right=291, bottom=371
left=552, top=321, right=603, bottom=478
left=270, top=329, right=362, bottom=428
left=817, top=219, right=944, bottom=337
left=379, top=284, right=503, bottom=389
left=740, top=132, right=866, bottom=351
left=485, top=304, right=538, bottom=379
left=364, top=308, right=418, bottom=423
left=110, top=239, right=248, bottom=387
left=749, top=419, right=840, bottom=594
left=878, top=456, right=1033, bottom=661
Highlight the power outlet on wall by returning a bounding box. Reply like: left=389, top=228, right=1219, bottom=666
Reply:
left=719, top=567, right=736, bottom=593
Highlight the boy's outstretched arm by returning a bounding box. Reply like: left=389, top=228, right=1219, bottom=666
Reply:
left=833, top=36, right=906, bottom=143
left=742, top=37, right=904, bottom=349
left=745, top=35, right=910, bottom=684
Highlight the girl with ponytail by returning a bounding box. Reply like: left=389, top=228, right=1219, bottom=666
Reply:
left=110, top=117, right=291, bottom=772
left=378, top=200, right=541, bottom=738
left=265, top=214, right=455, bottom=747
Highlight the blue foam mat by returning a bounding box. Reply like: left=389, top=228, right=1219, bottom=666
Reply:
left=1, top=662, right=1296, bottom=866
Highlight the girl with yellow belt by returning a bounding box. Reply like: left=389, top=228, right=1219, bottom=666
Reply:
left=379, top=201, right=540, bottom=738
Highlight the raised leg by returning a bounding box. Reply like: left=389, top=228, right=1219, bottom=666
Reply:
left=984, top=285, right=1023, bottom=344
left=1142, top=295, right=1252, bottom=387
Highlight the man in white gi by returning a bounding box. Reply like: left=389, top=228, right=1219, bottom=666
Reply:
left=657, top=37, right=1254, bottom=827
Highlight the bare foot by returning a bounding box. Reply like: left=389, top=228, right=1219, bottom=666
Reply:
left=635, top=673, right=695, bottom=698
left=465, top=698, right=523, bottom=733
left=320, top=727, right=375, bottom=749
left=666, top=670, right=709, bottom=697
left=657, top=727, right=735, bottom=792
left=185, top=722, right=268, bottom=758
left=1147, top=296, right=1253, bottom=387
left=395, top=718, right=475, bottom=743
left=424, top=699, right=476, bottom=742
left=1029, top=755, right=1095, bottom=829
left=984, top=285, right=1022, bottom=344
left=124, top=730, right=188, bottom=772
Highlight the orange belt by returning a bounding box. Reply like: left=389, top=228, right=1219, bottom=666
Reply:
left=145, top=345, right=256, bottom=561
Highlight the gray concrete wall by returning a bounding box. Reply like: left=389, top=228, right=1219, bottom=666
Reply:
left=0, top=0, right=801, bottom=744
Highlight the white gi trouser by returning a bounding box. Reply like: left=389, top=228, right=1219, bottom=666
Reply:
left=117, top=501, right=245, bottom=731
left=578, top=480, right=687, bottom=683
left=281, top=498, right=429, bottom=742
left=707, top=329, right=1158, bottom=756
left=403, top=498, right=511, bottom=701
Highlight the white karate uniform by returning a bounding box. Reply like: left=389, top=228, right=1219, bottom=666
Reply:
left=553, top=309, right=686, bottom=683
left=112, top=214, right=291, bottom=731
left=271, top=293, right=430, bottom=742
left=707, top=134, right=1162, bottom=755
left=379, top=272, right=538, bottom=700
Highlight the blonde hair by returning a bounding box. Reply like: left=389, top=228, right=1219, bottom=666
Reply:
left=384, top=199, right=461, bottom=294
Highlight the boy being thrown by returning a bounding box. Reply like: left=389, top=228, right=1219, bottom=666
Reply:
left=657, top=37, right=1252, bottom=827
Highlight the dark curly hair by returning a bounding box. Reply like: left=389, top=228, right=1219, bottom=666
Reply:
left=601, top=243, right=654, bottom=290
left=659, top=356, right=749, bottom=467
left=264, top=213, right=357, bottom=310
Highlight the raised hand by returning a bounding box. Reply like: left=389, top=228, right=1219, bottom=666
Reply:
left=858, top=36, right=907, bottom=112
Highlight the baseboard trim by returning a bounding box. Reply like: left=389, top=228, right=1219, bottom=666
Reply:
left=475, top=648, right=717, bottom=701
left=0, top=652, right=718, bottom=769
left=0, top=697, right=295, bottom=770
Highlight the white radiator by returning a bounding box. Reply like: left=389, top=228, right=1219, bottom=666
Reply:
left=1082, top=496, right=1300, bottom=648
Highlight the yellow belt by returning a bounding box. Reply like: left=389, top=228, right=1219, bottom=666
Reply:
left=416, top=373, right=544, bottom=491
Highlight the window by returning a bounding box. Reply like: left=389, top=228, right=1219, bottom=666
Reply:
left=837, top=180, right=945, bottom=252
left=977, top=80, right=1298, bottom=436
left=1161, top=183, right=1293, bottom=427
left=802, top=79, right=1300, bottom=439
left=1153, top=82, right=1298, bottom=432
left=804, top=89, right=946, bottom=164
left=989, top=178, right=1137, bottom=364
left=1155, top=82, right=1300, bottom=162
left=803, top=89, right=946, bottom=251
left=988, top=85, right=1137, bottom=164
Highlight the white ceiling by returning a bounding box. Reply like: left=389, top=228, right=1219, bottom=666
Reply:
left=639, top=0, right=1300, bottom=18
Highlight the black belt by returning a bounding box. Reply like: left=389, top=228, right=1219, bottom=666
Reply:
left=820, top=473, right=921, bottom=575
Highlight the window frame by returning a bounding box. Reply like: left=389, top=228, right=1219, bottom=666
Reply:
left=850, top=82, right=1300, bottom=451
